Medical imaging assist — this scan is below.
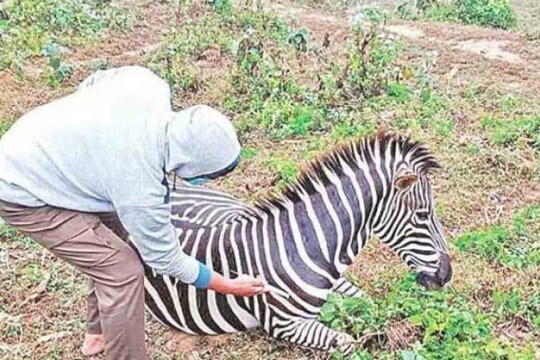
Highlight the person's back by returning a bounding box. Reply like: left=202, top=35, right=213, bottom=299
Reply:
left=0, top=66, right=266, bottom=360
left=0, top=66, right=171, bottom=211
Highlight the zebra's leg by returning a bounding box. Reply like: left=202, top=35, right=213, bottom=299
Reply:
left=332, top=278, right=363, bottom=298
left=270, top=318, right=355, bottom=355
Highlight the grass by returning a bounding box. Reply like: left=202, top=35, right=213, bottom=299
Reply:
left=0, top=121, right=12, bottom=139
left=318, top=204, right=540, bottom=359
left=454, top=205, right=540, bottom=269
left=398, top=0, right=518, bottom=30
left=0, top=0, right=131, bottom=76
left=149, top=1, right=402, bottom=140
left=1, top=0, right=540, bottom=359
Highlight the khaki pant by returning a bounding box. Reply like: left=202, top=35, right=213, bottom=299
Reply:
left=0, top=200, right=148, bottom=360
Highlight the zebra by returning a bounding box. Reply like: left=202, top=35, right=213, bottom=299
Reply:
left=143, top=132, right=452, bottom=354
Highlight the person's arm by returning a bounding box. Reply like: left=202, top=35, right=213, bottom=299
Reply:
left=117, top=204, right=266, bottom=296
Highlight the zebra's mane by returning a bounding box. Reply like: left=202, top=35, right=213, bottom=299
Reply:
left=256, top=131, right=440, bottom=211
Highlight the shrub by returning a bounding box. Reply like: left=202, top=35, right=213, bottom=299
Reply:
left=397, top=0, right=517, bottom=30
left=151, top=3, right=402, bottom=140
left=454, top=0, right=517, bottom=29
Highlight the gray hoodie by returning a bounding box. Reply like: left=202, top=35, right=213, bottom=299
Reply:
left=0, top=66, right=241, bottom=287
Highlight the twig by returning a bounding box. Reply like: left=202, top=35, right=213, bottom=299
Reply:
left=0, top=311, right=21, bottom=323
left=19, top=271, right=50, bottom=308
left=35, top=331, right=72, bottom=346
left=348, top=331, right=385, bottom=347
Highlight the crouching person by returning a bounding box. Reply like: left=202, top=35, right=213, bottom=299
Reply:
left=0, top=66, right=266, bottom=359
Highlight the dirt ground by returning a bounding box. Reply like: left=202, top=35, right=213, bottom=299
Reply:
left=1, top=0, right=540, bottom=359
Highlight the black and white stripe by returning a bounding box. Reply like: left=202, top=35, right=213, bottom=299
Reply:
left=144, top=133, right=449, bottom=353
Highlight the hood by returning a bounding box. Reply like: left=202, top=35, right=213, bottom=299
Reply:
left=165, top=105, right=241, bottom=179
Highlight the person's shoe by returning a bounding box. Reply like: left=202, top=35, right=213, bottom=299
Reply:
left=81, top=333, right=105, bottom=357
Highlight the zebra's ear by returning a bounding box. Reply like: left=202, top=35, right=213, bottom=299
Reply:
left=395, top=172, right=418, bottom=191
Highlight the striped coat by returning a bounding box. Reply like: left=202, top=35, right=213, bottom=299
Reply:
left=144, top=133, right=452, bottom=354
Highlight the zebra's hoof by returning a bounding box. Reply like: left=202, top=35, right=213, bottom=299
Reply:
left=332, top=334, right=355, bottom=356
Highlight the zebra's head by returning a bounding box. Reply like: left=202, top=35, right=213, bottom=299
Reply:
left=372, top=136, right=452, bottom=290
left=257, top=132, right=451, bottom=290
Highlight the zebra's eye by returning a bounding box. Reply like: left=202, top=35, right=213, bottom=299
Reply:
left=415, top=210, right=430, bottom=221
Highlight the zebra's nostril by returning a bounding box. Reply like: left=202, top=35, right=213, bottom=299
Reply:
left=416, top=253, right=452, bottom=290
left=437, top=253, right=452, bottom=284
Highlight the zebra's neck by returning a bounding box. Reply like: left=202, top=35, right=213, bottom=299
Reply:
left=247, top=161, right=389, bottom=282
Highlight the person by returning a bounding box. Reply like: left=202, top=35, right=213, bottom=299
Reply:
left=0, top=66, right=266, bottom=359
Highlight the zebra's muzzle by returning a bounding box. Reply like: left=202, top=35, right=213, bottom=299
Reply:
left=415, top=253, right=452, bottom=290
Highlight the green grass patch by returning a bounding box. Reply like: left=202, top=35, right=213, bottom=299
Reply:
left=0, top=0, right=131, bottom=73
left=454, top=204, right=540, bottom=269
left=0, top=120, right=13, bottom=139
left=322, top=275, right=536, bottom=359
left=267, top=156, right=299, bottom=189
left=398, top=0, right=517, bottom=30
left=481, top=114, right=540, bottom=149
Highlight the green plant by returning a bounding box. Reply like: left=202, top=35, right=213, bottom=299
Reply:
left=241, top=147, right=258, bottom=160
left=0, top=0, right=131, bottom=71
left=320, top=275, right=534, bottom=359
left=454, top=0, right=517, bottom=29
left=0, top=121, right=13, bottom=139
left=287, top=28, right=310, bottom=52
left=433, top=118, right=455, bottom=138
left=267, top=156, right=298, bottom=188
left=467, top=142, right=481, bottom=155
left=482, top=115, right=540, bottom=149
left=386, top=82, right=411, bottom=103
left=397, top=0, right=517, bottom=30
left=453, top=204, right=540, bottom=269
left=42, top=39, right=73, bottom=87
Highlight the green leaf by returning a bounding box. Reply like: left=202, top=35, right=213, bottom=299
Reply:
left=49, top=56, right=61, bottom=70
left=401, top=350, right=424, bottom=360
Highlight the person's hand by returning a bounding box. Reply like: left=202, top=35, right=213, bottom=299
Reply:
left=208, top=272, right=268, bottom=297
left=229, top=275, right=268, bottom=297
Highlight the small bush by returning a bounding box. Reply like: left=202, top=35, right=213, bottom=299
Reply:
left=397, top=0, right=517, bottom=30
left=455, top=0, right=517, bottom=29
left=42, top=39, right=73, bottom=87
